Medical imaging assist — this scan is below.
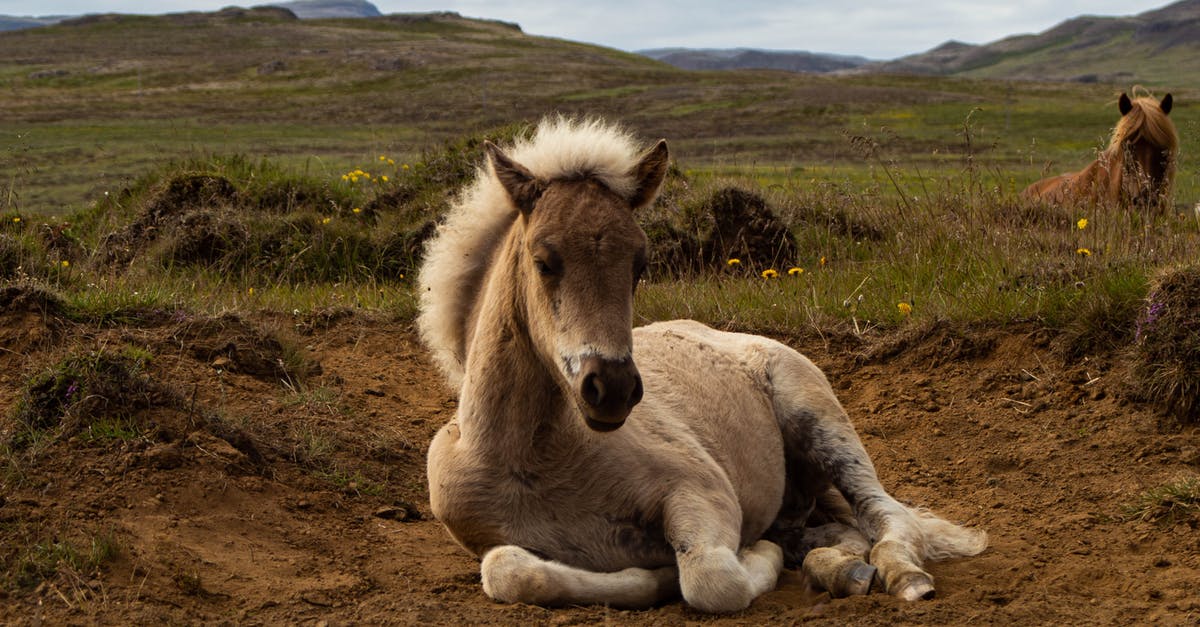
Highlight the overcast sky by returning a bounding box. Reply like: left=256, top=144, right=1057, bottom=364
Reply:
left=0, top=0, right=1177, bottom=59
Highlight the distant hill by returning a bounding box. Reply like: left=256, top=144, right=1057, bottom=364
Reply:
left=0, top=15, right=65, bottom=31
left=639, top=48, right=870, bottom=74
left=0, top=0, right=380, bottom=31
left=862, top=0, right=1200, bottom=86
left=261, top=0, right=380, bottom=19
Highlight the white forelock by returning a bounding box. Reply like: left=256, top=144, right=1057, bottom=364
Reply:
left=416, top=116, right=647, bottom=387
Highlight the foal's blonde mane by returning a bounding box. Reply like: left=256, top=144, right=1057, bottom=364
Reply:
left=418, top=116, right=650, bottom=387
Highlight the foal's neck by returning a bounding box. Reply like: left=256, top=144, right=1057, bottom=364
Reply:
left=456, top=225, right=573, bottom=461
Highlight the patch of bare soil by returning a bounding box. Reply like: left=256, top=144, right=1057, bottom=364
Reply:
left=1, top=309, right=1198, bottom=625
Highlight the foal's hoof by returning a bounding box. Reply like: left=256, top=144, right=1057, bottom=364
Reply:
left=893, top=572, right=936, bottom=601
left=832, top=562, right=876, bottom=597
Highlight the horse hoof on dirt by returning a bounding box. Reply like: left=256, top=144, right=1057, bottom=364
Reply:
left=893, top=572, right=935, bottom=601
left=832, top=562, right=876, bottom=597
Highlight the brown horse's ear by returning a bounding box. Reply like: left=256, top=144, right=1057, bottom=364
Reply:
left=628, top=139, right=670, bottom=210
left=1161, top=93, right=1173, bottom=115
left=1119, top=93, right=1133, bottom=116
left=486, top=141, right=544, bottom=215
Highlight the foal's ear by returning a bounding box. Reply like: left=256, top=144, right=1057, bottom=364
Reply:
left=1119, top=93, right=1133, bottom=116
left=1160, top=93, right=1173, bottom=115
left=486, top=141, right=544, bottom=215
left=628, top=139, right=670, bottom=210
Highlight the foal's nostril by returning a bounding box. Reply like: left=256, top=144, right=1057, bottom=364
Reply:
left=628, top=374, right=644, bottom=408
left=581, top=372, right=605, bottom=408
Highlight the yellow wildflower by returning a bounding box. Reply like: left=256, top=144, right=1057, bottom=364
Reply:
left=352, top=207, right=362, bottom=214
left=341, top=174, right=349, bottom=182
left=1077, top=218, right=1088, bottom=230
left=350, top=176, right=359, bottom=183
left=381, top=175, right=389, bottom=182
left=898, top=302, right=912, bottom=316
left=248, top=287, right=255, bottom=295
left=1076, top=248, right=1092, bottom=256
left=379, top=155, right=387, bottom=162
left=787, top=267, right=804, bottom=276
left=761, top=269, right=778, bottom=279
left=387, top=158, right=395, bottom=166
left=727, top=258, right=741, bottom=266
left=322, top=217, right=332, bottom=224
left=12, top=217, right=20, bottom=223
left=60, top=260, right=69, bottom=268
left=402, top=164, right=410, bottom=170
left=819, top=256, right=827, bottom=267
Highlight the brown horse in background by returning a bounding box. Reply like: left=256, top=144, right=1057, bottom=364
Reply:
left=1022, top=92, right=1177, bottom=211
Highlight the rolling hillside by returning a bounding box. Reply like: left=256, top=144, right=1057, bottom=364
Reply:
left=866, top=0, right=1200, bottom=86
left=1, top=5, right=1196, bottom=217
left=639, top=47, right=870, bottom=73
left=2, top=6, right=1030, bottom=214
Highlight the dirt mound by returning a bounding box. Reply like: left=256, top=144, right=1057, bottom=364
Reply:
left=168, top=312, right=318, bottom=382
left=157, top=208, right=250, bottom=268
left=100, top=174, right=240, bottom=268
left=643, top=185, right=797, bottom=276
left=704, top=187, right=797, bottom=268
left=0, top=283, right=66, bottom=356
left=2, top=313, right=1198, bottom=625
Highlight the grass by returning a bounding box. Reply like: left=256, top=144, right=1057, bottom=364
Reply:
left=316, top=467, right=387, bottom=496
left=1122, top=477, right=1200, bottom=526
left=4, top=110, right=1196, bottom=341
left=2, top=529, right=120, bottom=591
left=0, top=9, right=1197, bottom=410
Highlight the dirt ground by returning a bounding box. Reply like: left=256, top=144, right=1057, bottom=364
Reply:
left=1, top=303, right=1198, bottom=626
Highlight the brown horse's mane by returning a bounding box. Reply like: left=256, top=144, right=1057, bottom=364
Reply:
left=1100, top=94, right=1179, bottom=205
left=1107, top=96, right=1178, bottom=155
left=417, top=117, right=649, bottom=387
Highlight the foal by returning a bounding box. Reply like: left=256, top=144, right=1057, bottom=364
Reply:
left=418, top=117, right=986, bottom=612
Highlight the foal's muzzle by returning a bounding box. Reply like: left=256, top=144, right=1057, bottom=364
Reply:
left=578, top=355, right=643, bottom=432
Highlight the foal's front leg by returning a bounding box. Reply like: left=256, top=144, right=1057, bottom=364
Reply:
left=665, top=490, right=784, bottom=613
left=480, top=545, right=679, bottom=609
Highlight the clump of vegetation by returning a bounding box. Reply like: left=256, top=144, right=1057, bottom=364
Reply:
left=642, top=182, right=797, bottom=278
left=2, top=530, right=120, bottom=591
left=1129, top=265, right=1200, bottom=422
left=1052, top=266, right=1147, bottom=360
left=1122, top=476, right=1200, bottom=525
left=366, top=122, right=528, bottom=220
left=171, top=312, right=317, bottom=382
left=9, top=347, right=164, bottom=445
left=0, top=281, right=66, bottom=318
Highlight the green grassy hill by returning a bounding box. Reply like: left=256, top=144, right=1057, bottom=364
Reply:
left=3, top=7, right=1197, bottom=218
left=870, top=0, right=1200, bottom=87
left=0, top=6, right=1196, bottom=418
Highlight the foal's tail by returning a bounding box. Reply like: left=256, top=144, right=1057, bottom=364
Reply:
left=913, top=508, right=988, bottom=562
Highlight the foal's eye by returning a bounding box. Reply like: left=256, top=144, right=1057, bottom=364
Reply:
left=534, top=258, right=559, bottom=277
